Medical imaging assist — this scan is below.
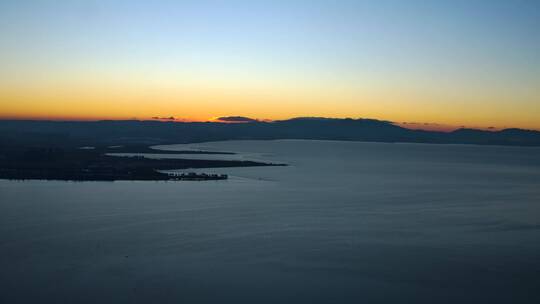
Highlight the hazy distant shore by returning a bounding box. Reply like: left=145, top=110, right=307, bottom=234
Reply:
left=2, top=119, right=540, bottom=148
left=1, top=117, right=539, bottom=181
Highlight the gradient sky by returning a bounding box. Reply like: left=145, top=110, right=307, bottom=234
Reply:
left=1, top=0, right=539, bottom=129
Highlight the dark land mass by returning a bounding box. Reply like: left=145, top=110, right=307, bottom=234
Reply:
left=1, top=118, right=540, bottom=148
left=0, top=147, right=281, bottom=181
left=1, top=118, right=539, bottom=181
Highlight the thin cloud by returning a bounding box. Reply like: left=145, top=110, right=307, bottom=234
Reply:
left=214, top=116, right=258, bottom=123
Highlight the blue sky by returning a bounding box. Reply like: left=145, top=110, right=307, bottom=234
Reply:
left=1, top=0, right=539, bottom=128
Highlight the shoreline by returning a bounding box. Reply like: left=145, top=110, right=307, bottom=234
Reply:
left=0, top=144, right=285, bottom=182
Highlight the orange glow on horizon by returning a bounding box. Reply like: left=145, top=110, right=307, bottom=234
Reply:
left=1, top=79, right=539, bottom=131
left=2, top=1, right=539, bottom=133
left=2, top=112, right=538, bottom=133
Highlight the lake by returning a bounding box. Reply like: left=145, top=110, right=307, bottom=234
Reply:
left=1, top=140, right=540, bottom=303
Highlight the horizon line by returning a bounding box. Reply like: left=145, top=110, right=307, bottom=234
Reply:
left=1, top=116, right=538, bottom=133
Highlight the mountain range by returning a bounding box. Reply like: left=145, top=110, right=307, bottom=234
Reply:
left=1, top=118, right=539, bottom=147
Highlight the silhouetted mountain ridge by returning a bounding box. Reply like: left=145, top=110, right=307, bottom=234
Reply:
left=0, top=118, right=539, bottom=147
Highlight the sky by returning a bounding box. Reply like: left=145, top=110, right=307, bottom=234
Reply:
left=1, top=0, right=539, bottom=130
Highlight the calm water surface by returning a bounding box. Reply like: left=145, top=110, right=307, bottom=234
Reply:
left=1, top=140, right=540, bottom=303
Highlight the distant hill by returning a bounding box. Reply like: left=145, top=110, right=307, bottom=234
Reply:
left=1, top=118, right=539, bottom=147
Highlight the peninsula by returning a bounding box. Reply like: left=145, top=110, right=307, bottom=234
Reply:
left=0, top=144, right=283, bottom=182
